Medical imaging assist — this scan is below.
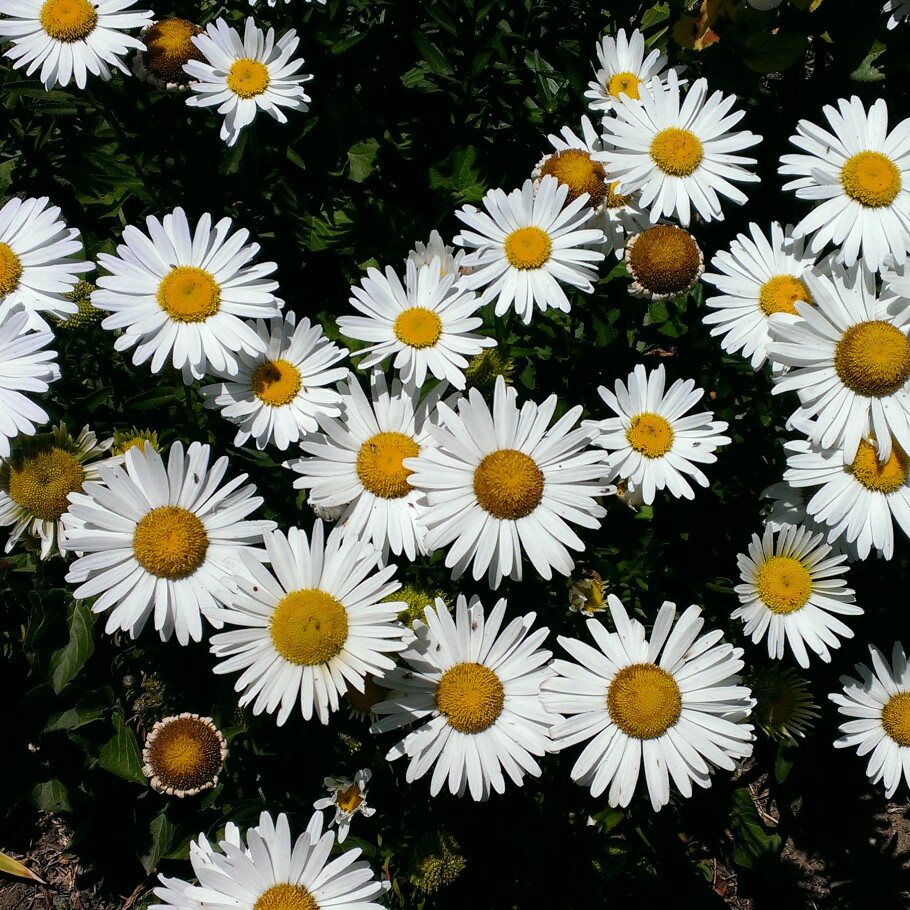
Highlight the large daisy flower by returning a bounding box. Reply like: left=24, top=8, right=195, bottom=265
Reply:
left=453, top=176, right=605, bottom=324
left=406, top=375, right=608, bottom=589
left=598, top=70, right=761, bottom=226
left=185, top=17, right=312, bottom=148
left=586, top=363, right=730, bottom=505
left=779, top=96, right=910, bottom=273
left=63, top=441, right=275, bottom=645
left=92, top=207, right=282, bottom=383
left=371, top=596, right=556, bottom=801
left=200, top=313, right=349, bottom=451
left=831, top=642, right=910, bottom=798
left=541, top=595, right=755, bottom=811
left=152, top=810, right=388, bottom=910
left=338, top=257, right=494, bottom=390
left=0, top=0, right=151, bottom=90
left=208, top=522, right=411, bottom=726
left=733, top=523, right=861, bottom=668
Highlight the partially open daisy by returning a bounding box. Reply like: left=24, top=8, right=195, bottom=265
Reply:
left=599, top=70, right=761, bottom=226
left=541, top=595, right=755, bottom=811
left=831, top=642, right=910, bottom=798
left=184, top=17, right=313, bottom=148
left=779, top=96, right=910, bottom=273
left=142, top=713, right=227, bottom=797
left=407, top=230, right=466, bottom=276
left=0, top=423, right=111, bottom=559
left=371, top=596, right=556, bottom=801
left=453, top=176, right=605, bottom=324
left=406, top=376, right=608, bottom=589
left=201, top=313, right=349, bottom=451
left=132, top=18, right=204, bottom=90
left=586, top=363, right=730, bottom=505
left=750, top=666, right=819, bottom=742
left=338, top=256, right=494, bottom=390
left=313, top=768, right=375, bottom=842
left=733, top=523, right=861, bottom=668
left=624, top=224, right=704, bottom=300
left=93, top=207, right=282, bottom=383
left=0, top=0, right=151, bottom=90
left=63, top=441, right=275, bottom=645
left=569, top=569, right=608, bottom=617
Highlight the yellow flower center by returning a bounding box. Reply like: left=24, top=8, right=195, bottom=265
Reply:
left=473, top=449, right=544, bottom=520
left=841, top=151, right=901, bottom=208
left=270, top=589, right=349, bottom=666
left=755, top=556, right=812, bottom=615
left=504, top=226, right=552, bottom=271
left=157, top=266, right=221, bottom=323
left=336, top=783, right=364, bottom=814
left=605, top=180, right=632, bottom=209
left=627, top=225, right=702, bottom=297
left=607, top=71, right=642, bottom=100
left=834, top=320, right=910, bottom=398
left=251, top=359, right=302, bottom=407
left=435, top=662, right=505, bottom=734
left=39, top=0, right=97, bottom=42
left=227, top=58, right=271, bottom=99
left=6, top=446, right=85, bottom=521
left=882, top=692, right=910, bottom=747
left=758, top=275, right=811, bottom=317
left=356, top=431, right=419, bottom=499
left=253, top=884, right=319, bottom=910
left=393, top=307, right=443, bottom=349
left=0, top=242, right=23, bottom=296
left=650, top=127, right=704, bottom=177
left=142, top=18, right=204, bottom=84
left=849, top=439, right=910, bottom=494
left=145, top=716, right=224, bottom=792
left=607, top=663, right=682, bottom=740
left=539, top=149, right=608, bottom=205
left=132, top=506, right=209, bottom=579
left=626, top=412, right=674, bottom=459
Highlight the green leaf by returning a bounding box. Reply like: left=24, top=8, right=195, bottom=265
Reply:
left=743, top=31, right=808, bottom=74
left=139, top=810, right=175, bottom=875
left=48, top=599, right=96, bottom=695
left=0, top=158, right=17, bottom=195
left=347, top=138, right=380, bottom=183
left=641, top=2, right=671, bottom=29
left=428, top=146, right=486, bottom=203
left=0, top=851, right=45, bottom=884
left=219, top=129, right=248, bottom=176
left=31, top=779, right=71, bottom=814
left=731, top=787, right=782, bottom=869
left=412, top=31, right=453, bottom=77
left=774, top=739, right=798, bottom=783
left=851, top=41, right=886, bottom=82
left=98, top=713, right=145, bottom=784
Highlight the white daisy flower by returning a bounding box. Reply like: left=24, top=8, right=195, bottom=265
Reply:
left=63, top=441, right=275, bottom=645
left=541, top=595, right=755, bottom=811
left=884, top=0, right=910, bottom=27
left=407, top=230, right=465, bottom=276
left=0, top=0, right=151, bottom=90
left=92, top=207, right=282, bottom=383
left=200, top=313, right=349, bottom=451
left=831, top=642, right=910, bottom=798
left=184, top=17, right=313, bottom=148
left=406, top=375, right=608, bottom=589
left=598, top=70, right=761, bottom=226
left=453, top=176, right=605, bottom=324
left=779, top=96, right=910, bottom=273
left=208, top=522, right=412, bottom=726
left=338, top=257, right=495, bottom=390
left=733, top=523, right=861, bottom=668
left=371, top=595, right=556, bottom=801
left=702, top=222, right=817, bottom=369
left=152, top=810, right=388, bottom=910
left=624, top=224, right=704, bottom=300
left=313, top=768, right=375, bottom=843
left=585, top=363, right=730, bottom=505
left=287, top=370, right=444, bottom=561
left=0, top=196, right=92, bottom=331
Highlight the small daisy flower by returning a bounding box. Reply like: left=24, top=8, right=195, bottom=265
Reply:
left=884, top=0, right=910, bottom=27
left=0, top=0, right=151, bottom=90
left=201, top=313, right=349, bottom=451
left=454, top=176, right=605, bottom=324
left=111, top=427, right=160, bottom=457
left=184, top=17, right=313, bottom=148
left=624, top=224, right=704, bottom=300
left=142, top=713, right=227, bottom=797
left=750, top=666, right=819, bottom=741
left=569, top=569, right=608, bottom=617
left=733, top=523, right=861, bottom=668
left=313, top=768, right=375, bottom=842
left=407, top=230, right=465, bottom=277
left=586, top=364, right=730, bottom=505
left=132, top=18, right=204, bottom=90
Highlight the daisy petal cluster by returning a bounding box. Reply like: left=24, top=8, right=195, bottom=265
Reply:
left=313, top=768, right=375, bottom=842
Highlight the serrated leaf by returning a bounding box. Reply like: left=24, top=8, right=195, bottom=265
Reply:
left=412, top=31, right=453, bottom=77
left=851, top=42, right=886, bottom=82
left=731, top=787, right=782, bottom=869
left=98, top=713, right=145, bottom=784
left=347, top=138, right=380, bottom=183
left=139, top=810, right=175, bottom=875
left=48, top=599, right=95, bottom=695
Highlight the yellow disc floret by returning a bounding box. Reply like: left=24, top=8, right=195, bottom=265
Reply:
left=251, top=359, right=302, bottom=407
left=6, top=446, right=85, bottom=521
left=834, top=321, right=910, bottom=398
left=0, top=243, right=23, bottom=296
left=607, top=71, right=642, bottom=100
left=755, top=556, right=812, bottom=615
left=356, top=431, right=419, bottom=499
left=607, top=663, right=682, bottom=739
left=227, top=58, right=271, bottom=99
left=39, top=0, right=97, bottom=42
left=605, top=180, right=632, bottom=210
left=504, top=226, right=552, bottom=270
left=841, top=151, right=901, bottom=208
left=627, top=224, right=703, bottom=298
left=650, top=127, right=704, bottom=177
left=539, top=149, right=608, bottom=206
left=336, top=782, right=364, bottom=814
left=270, top=589, right=349, bottom=666
left=142, top=18, right=205, bottom=84
left=473, top=449, right=544, bottom=520
left=626, top=412, right=674, bottom=459
left=435, top=662, right=505, bottom=733
left=882, top=692, right=910, bottom=747
left=849, top=439, right=910, bottom=494
left=253, top=884, right=319, bottom=910
left=394, top=307, right=443, bottom=349
left=157, top=266, right=221, bottom=323
left=132, top=506, right=209, bottom=579
left=144, top=714, right=225, bottom=793
left=758, top=275, right=811, bottom=317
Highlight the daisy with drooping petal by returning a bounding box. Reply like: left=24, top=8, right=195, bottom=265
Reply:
left=313, top=768, right=375, bottom=842
left=63, top=441, right=275, bottom=645
left=142, top=713, right=227, bottom=797
left=200, top=313, right=350, bottom=451
left=0, top=0, right=151, bottom=90
left=541, top=595, right=755, bottom=811
left=406, top=376, right=608, bottom=589
left=152, top=810, right=388, bottom=910
left=92, top=207, right=282, bottom=383
left=338, top=257, right=495, bottom=391
left=733, top=523, right=861, bottom=668
left=779, top=97, right=910, bottom=273
left=453, top=176, right=605, bottom=324
left=208, top=522, right=411, bottom=726
left=184, top=17, right=313, bottom=148
left=585, top=363, right=730, bottom=505
left=371, top=595, right=556, bottom=801
left=598, top=70, right=761, bottom=226
left=831, top=641, right=910, bottom=798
